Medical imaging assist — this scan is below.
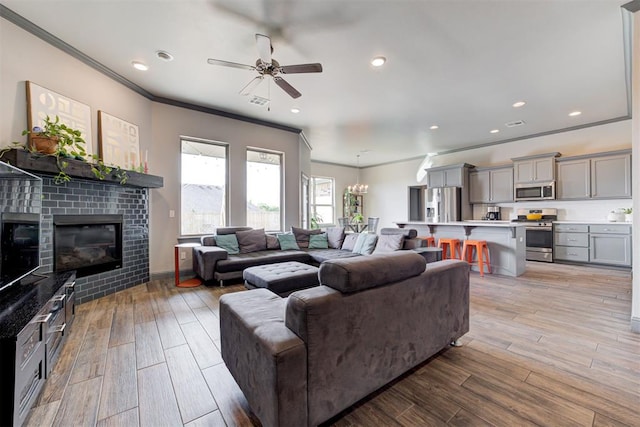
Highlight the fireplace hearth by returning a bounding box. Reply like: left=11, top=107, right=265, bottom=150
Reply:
left=53, top=215, right=123, bottom=278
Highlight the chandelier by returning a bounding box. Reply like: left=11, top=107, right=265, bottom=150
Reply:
left=348, top=154, right=368, bottom=194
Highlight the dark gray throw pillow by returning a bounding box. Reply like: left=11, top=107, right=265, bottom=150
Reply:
left=325, top=226, right=346, bottom=249
left=236, top=228, right=267, bottom=253
left=291, top=226, right=323, bottom=248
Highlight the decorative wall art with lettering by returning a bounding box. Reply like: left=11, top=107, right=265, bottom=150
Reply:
left=26, top=81, right=94, bottom=157
left=98, top=111, right=140, bottom=170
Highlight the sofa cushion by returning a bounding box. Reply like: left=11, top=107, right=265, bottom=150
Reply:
left=308, top=233, right=329, bottom=249
left=380, top=227, right=418, bottom=239
left=305, top=249, right=361, bottom=264
left=353, top=233, right=378, bottom=255
left=215, top=234, right=240, bottom=254
left=318, top=251, right=426, bottom=293
left=373, top=233, right=404, bottom=253
left=292, top=226, right=323, bottom=248
left=341, top=233, right=359, bottom=251
left=216, top=226, right=253, bottom=235
left=237, top=228, right=267, bottom=253
left=277, top=233, right=300, bottom=250
left=216, top=250, right=311, bottom=273
left=266, top=234, right=280, bottom=249
left=326, top=227, right=346, bottom=249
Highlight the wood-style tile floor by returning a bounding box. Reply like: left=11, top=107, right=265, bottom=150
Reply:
left=24, top=262, right=638, bottom=427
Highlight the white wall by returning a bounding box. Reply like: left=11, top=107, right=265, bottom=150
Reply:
left=631, top=10, right=639, bottom=331
left=1, top=18, right=304, bottom=277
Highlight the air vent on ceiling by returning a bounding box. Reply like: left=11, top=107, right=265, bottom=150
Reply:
left=248, top=95, right=270, bottom=106
left=505, top=120, right=526, bottom=128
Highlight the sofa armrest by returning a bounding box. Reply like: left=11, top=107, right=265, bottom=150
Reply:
left=192, top=246, right=228, bottom=281
left=220, top=290, right=308, bottom=427
left=403, top=237, right=426, bottom=250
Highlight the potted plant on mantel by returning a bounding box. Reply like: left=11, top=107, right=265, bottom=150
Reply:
left=14, top=115, right=128, bottom=185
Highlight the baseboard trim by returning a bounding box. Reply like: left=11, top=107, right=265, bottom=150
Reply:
left=631, top=317, right=640, bottom=334
left=150, top=270, right=196, bottom=281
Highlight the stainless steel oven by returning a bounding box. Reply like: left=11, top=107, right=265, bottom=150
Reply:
left=513, top=208, right=557, bottom=263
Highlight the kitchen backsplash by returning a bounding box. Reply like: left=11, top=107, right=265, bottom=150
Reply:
left=473, top=200, right=632, bottom=222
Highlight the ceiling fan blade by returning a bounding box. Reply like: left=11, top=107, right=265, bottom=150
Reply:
left=273, top=76, right=301, bottom=99
left=239, top=76, right=264, bottom=96
left=255, top=33, right=272, bottom=65
left=280, top=63, right=323, bottom=74
left=207, top=58, right=255, bottom=71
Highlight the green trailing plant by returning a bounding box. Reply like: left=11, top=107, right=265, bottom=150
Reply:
left=90, top=155, right=112, bottom=180
left=113, top=166, right=128, bottom=185
left=351, top=213, right=364, bottom=224
left=310, top=214, right=324, bottom=229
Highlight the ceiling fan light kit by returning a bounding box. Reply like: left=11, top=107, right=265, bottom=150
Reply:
left=207, top=33, right=323, bottom=101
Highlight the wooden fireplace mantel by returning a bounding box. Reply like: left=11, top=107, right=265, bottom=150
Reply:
left=0, top=149, right=163, bottom=188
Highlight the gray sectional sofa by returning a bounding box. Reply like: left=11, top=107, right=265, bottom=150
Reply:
left=192, top=226, right=424, bottom=285
left=220, top=252, right=470, bottom=427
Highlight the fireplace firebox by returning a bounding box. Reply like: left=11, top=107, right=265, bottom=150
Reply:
left=53, top=215, right=123, bottom=278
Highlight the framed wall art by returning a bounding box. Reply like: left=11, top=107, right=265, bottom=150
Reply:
left=26, top=81, right=93, bottom=157
left=98, top=111, right=140, bottom=170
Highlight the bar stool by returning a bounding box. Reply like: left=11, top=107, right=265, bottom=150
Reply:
left=461, top=240, right=491, bottom=277
left=418, top=236, right=436, bottom=247
left=438, top=238, right=461, bottom=259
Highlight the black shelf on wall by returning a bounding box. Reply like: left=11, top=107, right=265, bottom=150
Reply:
left=0, top=149, right=163, bottom=188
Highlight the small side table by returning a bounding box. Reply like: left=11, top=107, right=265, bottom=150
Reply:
left=174, top=243, right=202, bottom=288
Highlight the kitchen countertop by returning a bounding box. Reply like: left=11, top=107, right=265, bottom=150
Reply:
left=553, top=220, right=633, bottom=225
left=396, top=221, right=524, bottom=228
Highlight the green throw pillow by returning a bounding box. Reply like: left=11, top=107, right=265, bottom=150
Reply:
left=215, top=234, right=239, bottom=254
left=309, top=233, right=329, bottom=249
left=277, top=233, right=300, bottom=250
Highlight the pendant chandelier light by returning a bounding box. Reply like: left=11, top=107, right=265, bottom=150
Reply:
left=348, top=154, right=368, bottom=195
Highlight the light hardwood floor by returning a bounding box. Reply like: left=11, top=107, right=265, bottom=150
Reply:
left=24, top=262, right=638, bottom=427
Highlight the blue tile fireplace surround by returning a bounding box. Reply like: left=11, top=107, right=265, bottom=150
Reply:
left=0, top=149, right=163, bottom=304
left=40, top=177, right=150, bottom=303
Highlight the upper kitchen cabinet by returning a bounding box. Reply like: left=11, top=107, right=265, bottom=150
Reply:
left=469, top=166, right=514, bottom=204
left=511, top=152, right=560, bottom=183
left=556, top=150, right=631, bottom=200
left=426, top=163, right=474, bottom=188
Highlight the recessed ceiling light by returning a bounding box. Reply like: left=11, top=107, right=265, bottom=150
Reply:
left=371, top=56, right=386, bottom=67
left=569, top=111, right=582, bottom=117
left=430, top=125, right=439, bottom=130
left=131, top=61, right=149, bottom=71
left=512, top=101, right=526, bottom=108
left=291, top=107, right=300, bottom=114
left=490, top=129, right=500, bottom=134
left=156, top=50, right=174, bottom=61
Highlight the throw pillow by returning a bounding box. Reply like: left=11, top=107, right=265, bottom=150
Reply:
left=373, top=233, right=404, bottom=254
left=277, top=233, right=300, bottom=250
left=309, top=233, right=329, bottom=249
left=291, top=226, right=323, bottom=248
left=326, top=226, right=346, bottom=249
left=266, top=234, right=280, bottom=249
left=352, top=233, right=368, bottom=254
left=214, top=234, right=239, bottom=254
left=341, top=233, right=359, bottom=251
left=354, top=233, right=378, bottom=255
left=236, top=228, right=267, bottom=253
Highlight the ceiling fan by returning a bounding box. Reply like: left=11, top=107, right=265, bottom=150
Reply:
left=207, top=34, right=323, bottom=99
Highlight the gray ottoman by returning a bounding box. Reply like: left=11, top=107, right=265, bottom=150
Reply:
left=243, top=261, right=320, bottom=297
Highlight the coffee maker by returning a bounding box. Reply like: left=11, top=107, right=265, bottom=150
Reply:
left=485, top=206, right=501, bottom=221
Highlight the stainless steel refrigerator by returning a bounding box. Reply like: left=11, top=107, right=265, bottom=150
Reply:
left=425, top=187, right=461, bottom=223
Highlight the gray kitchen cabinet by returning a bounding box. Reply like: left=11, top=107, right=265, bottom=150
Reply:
left=512, top=153, right=559, bottom=183
left=556, top=159, right=590, bottom=199
left=426, top=163, right=473, bottom=188
left=554, top=223, right=632, bottom=267
left=591, top=153, right=631, bottom=199
left=556, top=150, right=631, bottom=200
left=469, top=166, right=513, bottom=203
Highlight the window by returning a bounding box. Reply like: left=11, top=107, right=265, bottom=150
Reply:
left=180, top=139, right=227, bottom=235
left=310, top=176, right=335, bottom=227
left=247, top=149, right=282, bottom=231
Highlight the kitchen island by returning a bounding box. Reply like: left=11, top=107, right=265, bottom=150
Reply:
left=396, top=221, right=526, bottom=276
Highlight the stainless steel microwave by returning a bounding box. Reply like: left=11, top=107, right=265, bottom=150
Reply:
left=514, top=182, right=555, bottom=201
